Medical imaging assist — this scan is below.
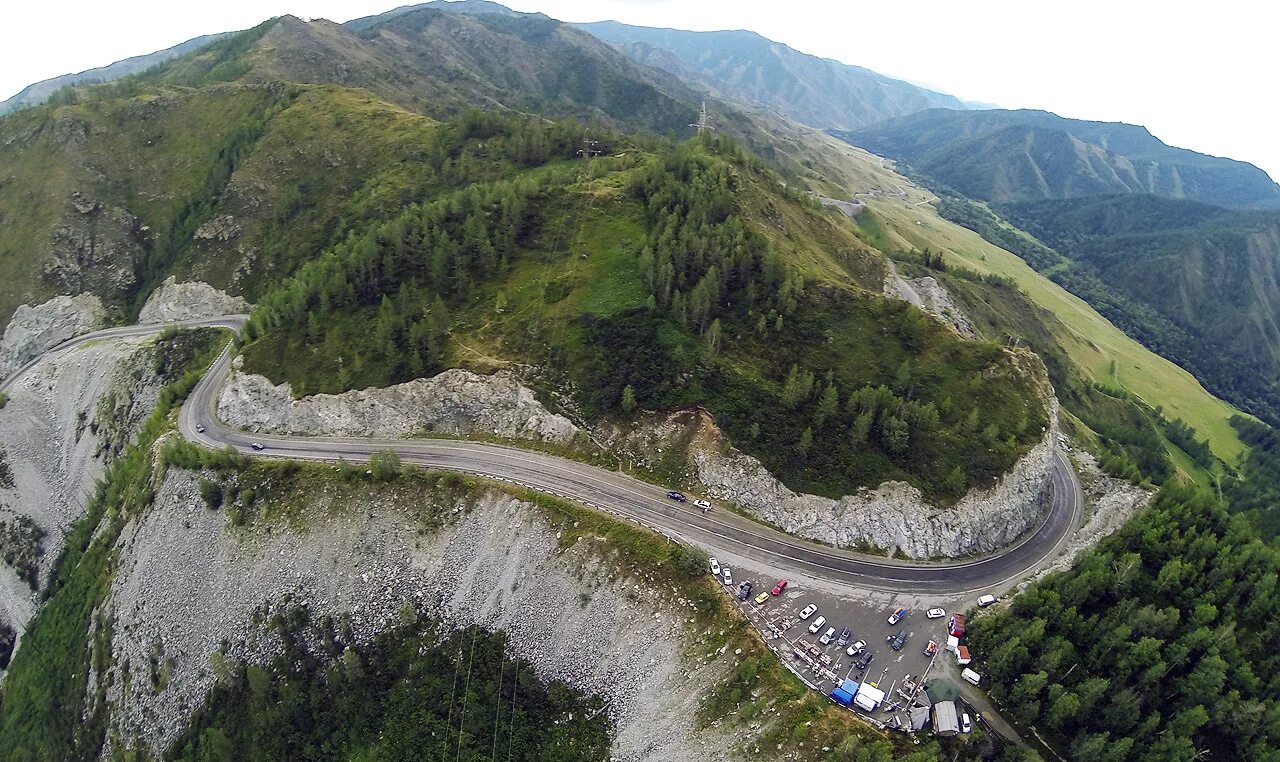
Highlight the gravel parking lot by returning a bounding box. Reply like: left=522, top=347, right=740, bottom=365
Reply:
left=708, top=548, right=989, bottom=733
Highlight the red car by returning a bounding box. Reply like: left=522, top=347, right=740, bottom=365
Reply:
left=770, top=579, right=788, bottom=596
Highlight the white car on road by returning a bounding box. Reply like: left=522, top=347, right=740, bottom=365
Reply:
left=818, top=627, right=837, bottom=645
left=693, top=499, right=713, bottom=510
left=926, top=607, right=946, bottom=619
left=722, top=567, right=733, bottom=586
left=798, top=604, right=818, bottom=620
left=709, top=558, right=720, bottom=576
left=845, top=639, right=867, bottom=657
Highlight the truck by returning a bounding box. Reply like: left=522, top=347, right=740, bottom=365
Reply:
left=948, top=613, right=966, bottom=638
left=853, top=682, right=886, bottom=712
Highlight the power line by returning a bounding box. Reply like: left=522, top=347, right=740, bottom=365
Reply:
left=455, top=623, right=481, bottom=761
left=690, top=101, right=715, bottom=136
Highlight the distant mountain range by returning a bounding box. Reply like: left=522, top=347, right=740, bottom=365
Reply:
left=1002, top=195, right=1280, bottom=424
left=0, top=33, right=229, bottom=115
left=3, top=1, right=968, bottom=132
left=840, top=106, right=1280, bottom=424
left=575, top=21, right=968, bottom=130
left=839, top=108, right=1280, bottom=210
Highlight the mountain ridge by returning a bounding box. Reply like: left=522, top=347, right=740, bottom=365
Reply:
left=841, top=107, right=1280, bottom=209
left=0, top=32, right=231, bottom=115
left=575, top=20, right=969, bottom=130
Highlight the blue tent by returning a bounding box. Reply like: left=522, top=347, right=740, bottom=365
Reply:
left=830, top=679, right=859, bottom=706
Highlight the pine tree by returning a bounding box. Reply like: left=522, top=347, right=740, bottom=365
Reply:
left=882, top=416, right=910, bottom=454
left=781, top=364, right=803, bottom=409
left=705, top=318, right=723, bottom=356
left=815, top=383, right=839, bottom=427
left=621, top=384, right=637, bottom=414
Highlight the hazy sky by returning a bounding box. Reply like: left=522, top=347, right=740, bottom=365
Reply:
left=4, top=0, right=1277, bottom=180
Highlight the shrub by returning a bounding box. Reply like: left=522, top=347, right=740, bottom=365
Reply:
left=198, top=479, right=224, bottom=510
left=671, top=544, right=709, bottom=578
left=368, top=450, right=403, bottom=481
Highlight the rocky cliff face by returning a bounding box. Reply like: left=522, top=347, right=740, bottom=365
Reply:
left=138, top=276, right=249, bottom=323
left=220, top=350, right=1060, bottom=559
left=102, top=470, right=735, bottom=760
left=42, top=192, right=143, bottom=302
left=0, top=293, right=105, bottom=381
left=217, top=365, right=581, bottom=444
left=883, top=262, right=975, bottom=339
left=0, top=331, right=166, bottom=641
left=690, top=354, right=1060, bottom=559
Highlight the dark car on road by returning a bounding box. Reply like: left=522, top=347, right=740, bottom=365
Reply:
left=888, top=631, right=907, bottom=651
left=666, top=491, right=687, bottom=502
left=855, top=651, right=874, bottom=670
left=251, top=442, right=265, bottom=451
left=738, top=581, right=753, bottom=601
left=837, top=628, right=852, bottom=646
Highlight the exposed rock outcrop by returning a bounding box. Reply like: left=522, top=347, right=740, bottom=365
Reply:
left=104, top=472, right=734, bottom=760
left=1019, top=448, right=1150, bottom=587
left=138, top=276, right=249, bottom=324
left=883, top=261, right=975, bottom=338
left=0, top=293, right=105, bottom=381
left=691, top=411, right=1056, bottom=558
left=905, top=276, right=975, bottom=338
left=43, top=193, right=143, bottom=301
left=655, top=355, right=1059, bottom=559
left=217, top=366, right=580, bottom=444
left=0, top=331, right=166, bottom=641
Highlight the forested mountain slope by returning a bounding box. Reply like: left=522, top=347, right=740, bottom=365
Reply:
left=837, top=107, right=1280, bottom=428
left=575, top=21, right=966, bottom=130
left=841, top=108, right=1280, bottom=210
left=0, top=9, right=703, bottom=332
left=1000, top=196, right=1280, bottom=424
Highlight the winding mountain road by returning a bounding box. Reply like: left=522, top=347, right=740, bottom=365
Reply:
left=8, top=316, right=1083, bottom=594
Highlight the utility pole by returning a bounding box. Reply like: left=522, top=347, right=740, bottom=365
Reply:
left=690, top=101, right=714, bottom=137
left=576, top=133, right=602, bottom=165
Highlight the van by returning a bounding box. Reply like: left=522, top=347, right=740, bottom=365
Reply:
left=819, top=627, right=837, bottom=645
left=977, top=594, right=998, bottom=607
left=807, top=615, right=827, bottom=634
left=961, top=668, right=982, bottom=685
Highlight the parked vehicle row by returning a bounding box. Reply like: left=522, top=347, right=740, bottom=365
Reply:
left=712, top=561, right=791, bottom=611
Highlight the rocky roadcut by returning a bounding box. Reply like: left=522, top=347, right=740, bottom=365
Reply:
left=217, top=366, right=579, bottom=443
left=219, top=367, right=1062, bottom=559
left=0, top=293, right=105, bottom=380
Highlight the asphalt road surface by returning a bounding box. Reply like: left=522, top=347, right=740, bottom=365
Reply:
left=9, top=317, right=1084, bottom=594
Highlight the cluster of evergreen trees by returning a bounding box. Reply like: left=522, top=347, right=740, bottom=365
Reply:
left=1223, top=415, right=1280, bottom=537
left=241, top=111, right=618, bottom=392
left=632, top=144, right=799, bottom=336
left=246, top=173, right=554, bottom=390
left=969, top=487, right=1280, bottom=761
left=171, top=609, right=611, bottom=761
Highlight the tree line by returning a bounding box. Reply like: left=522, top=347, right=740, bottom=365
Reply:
left=969, top=486, right=1280, bottom=761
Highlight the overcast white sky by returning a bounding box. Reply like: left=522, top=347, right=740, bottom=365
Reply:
left=4, top=0, right=1277, bottom=180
